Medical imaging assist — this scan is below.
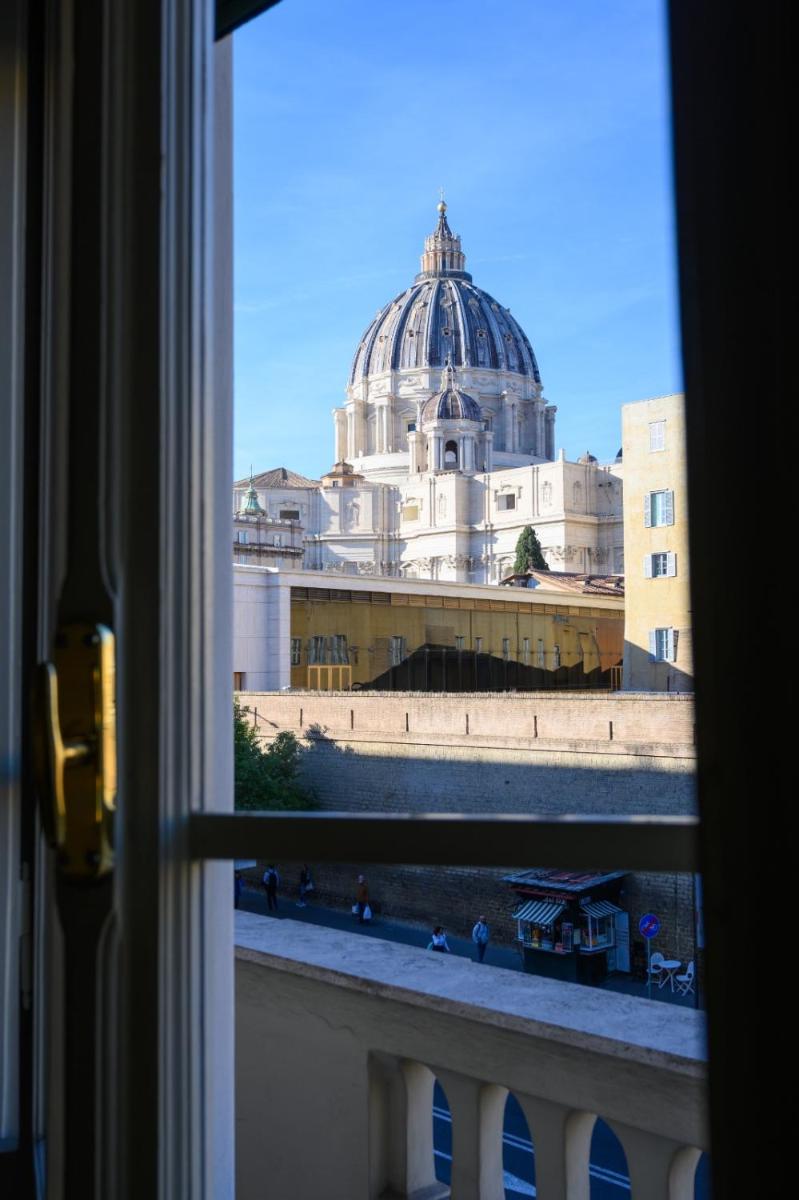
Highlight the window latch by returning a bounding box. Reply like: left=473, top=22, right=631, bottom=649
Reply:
left=33, top=623, right=116, bottom=880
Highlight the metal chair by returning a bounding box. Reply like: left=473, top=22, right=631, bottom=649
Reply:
left=676, top=960, right=695, bottom=996
left=648, top=951, right=665, bottom=987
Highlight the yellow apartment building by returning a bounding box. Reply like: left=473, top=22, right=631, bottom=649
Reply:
left=621, top=394, right=693, bottom=690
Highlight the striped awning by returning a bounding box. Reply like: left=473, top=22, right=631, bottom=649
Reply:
left=580, top=899, right=622, bottom=918
left=512, top=899, right=566, bottom=924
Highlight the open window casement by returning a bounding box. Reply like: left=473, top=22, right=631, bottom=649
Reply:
left=2, top=3, right=236, bottom=1195
left=3, top=0, right=771, bottom=1195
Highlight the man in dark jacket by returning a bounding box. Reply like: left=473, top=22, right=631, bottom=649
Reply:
left=262, top=864, right=280, bottom=912
left=472, top=916, right=490, bottom=963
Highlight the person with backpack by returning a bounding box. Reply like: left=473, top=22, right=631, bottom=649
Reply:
left=471, top=915, right=490, bottom=963
left=262, top=864, right=280, bottom=912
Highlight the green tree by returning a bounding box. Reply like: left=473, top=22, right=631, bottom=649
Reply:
left=234, top=702, right=315, bottom=811
left=513, top=525, right=550, bottom=573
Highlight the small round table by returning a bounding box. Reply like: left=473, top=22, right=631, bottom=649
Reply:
left=659, top=959, right=681, bottom=991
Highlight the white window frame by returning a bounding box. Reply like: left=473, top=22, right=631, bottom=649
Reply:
left=649, top=420, right=666, bottom=451
left=644, top=552, right=677, bottom=578
left=644, top=489, right=675, bottom=527
left=650, top=627, right=677, bottom=661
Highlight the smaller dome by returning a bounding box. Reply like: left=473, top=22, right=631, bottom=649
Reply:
left=422, top=359, right=483, bottom=424
left=577, top=450, right=598, bottom=464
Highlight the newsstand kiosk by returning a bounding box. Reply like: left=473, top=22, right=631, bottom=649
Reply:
left=504, top=868, right=628, bottom=984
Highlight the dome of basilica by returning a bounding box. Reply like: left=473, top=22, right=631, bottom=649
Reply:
left=349, top=202, right=541, bottom=385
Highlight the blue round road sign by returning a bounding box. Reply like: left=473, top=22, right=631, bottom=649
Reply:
left=639, top=913, right=660, bottom=939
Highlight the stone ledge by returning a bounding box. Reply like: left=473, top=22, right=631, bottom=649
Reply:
left=235, top=912, right=706, bottom=1077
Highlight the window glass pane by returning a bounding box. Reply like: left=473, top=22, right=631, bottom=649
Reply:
left=230, top=9, right=703, bottom=1199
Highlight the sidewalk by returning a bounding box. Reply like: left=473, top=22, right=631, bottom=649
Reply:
left=237, top=886, right=700, bottom=1009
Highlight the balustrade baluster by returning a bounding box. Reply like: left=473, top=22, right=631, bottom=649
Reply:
left=515, top=1097, right=593, bottom=1200
left=435, top=1070, right=505, bottom=1200
left=608, top=1121, right=692, bottom=1199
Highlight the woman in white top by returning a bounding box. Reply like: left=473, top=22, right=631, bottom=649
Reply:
left=427, top=926, right=451, bottom=952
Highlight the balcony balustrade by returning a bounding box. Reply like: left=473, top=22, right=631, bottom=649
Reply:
left=235, top=912, right=706, bottom=1200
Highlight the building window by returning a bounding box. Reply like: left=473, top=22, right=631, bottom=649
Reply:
left=330, top=635, right=349, bottom=664
left=536, top=638, right=545, bottom=668
left=280, top=508, right=300, bottom=520
left=455, top=635, right=465, bottom=650
left=273, top=534, right=282, bottom=547
left=553, top=644, right=561, bottom=669
left=236, top=530, right=248, bottom=544
left=444, top=440, right=458, bottom=466
left=502, top=637, right=510, bottom=661
left=522, top=638, right=531, bottom=665
left=644, top=489, right=674, bottom=527
left=233, top=672, right=246, bottom=691
left=406, top=421, right=416, bottom=433
left=650, top=627, right=676, bottom=661
left=308, top=635, right=326, bottom=665
left=649, top=420, right=666, bottom=451
left=290, top=638, right=302, bottom=666
left=496, top=493, right=516, bottom=511
left=474, top=636, right=483, bottom=653
left=401, top=504, right=419, bottom=522
left=645, top=552, right=676, bottom=578
left=389, top=635, right=407, bottom=666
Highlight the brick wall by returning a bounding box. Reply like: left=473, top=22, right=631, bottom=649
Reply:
left=241, top=690, right=698, bottom=965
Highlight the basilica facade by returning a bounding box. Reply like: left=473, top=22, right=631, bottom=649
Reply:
left=234, top=202, right=624, bottom=583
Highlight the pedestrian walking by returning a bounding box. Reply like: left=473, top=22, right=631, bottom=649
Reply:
left=297, top=864, right=314, bottom=908
left=234, top=870, right=243, bottom=909
left=262, top=864, right=280, bottom=912
left=427, top=926, right=451, bottom=953
left=472, top=915, right=490, bottom=963
left=353, top=874, right=370, bottom=923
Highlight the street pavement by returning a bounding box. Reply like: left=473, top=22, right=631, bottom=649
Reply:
left=237, top=883, right=700, bottom=1009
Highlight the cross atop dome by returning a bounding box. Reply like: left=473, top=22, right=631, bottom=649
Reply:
left=418, top=197, right=470, bottom=280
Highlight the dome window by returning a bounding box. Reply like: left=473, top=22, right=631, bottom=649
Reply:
left=477, top=329, right=486, bottom=338
left=406, top=329, right=414, bottom=337
left=504, top=333, right=513, bottom=342
left=444, top=440, right=458, bottom=467
left=442, top=327, right=452, bottom=336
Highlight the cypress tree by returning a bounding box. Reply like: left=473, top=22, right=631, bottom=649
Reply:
left=513, top=525, right=549, bottom=573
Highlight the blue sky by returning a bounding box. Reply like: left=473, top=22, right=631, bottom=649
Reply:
left=233, top=0, right=680, bottom=480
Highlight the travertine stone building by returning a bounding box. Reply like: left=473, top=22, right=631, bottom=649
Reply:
left=234, top=202, right=624, bottom=582
left=621, top=394, right=693, bottom=690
